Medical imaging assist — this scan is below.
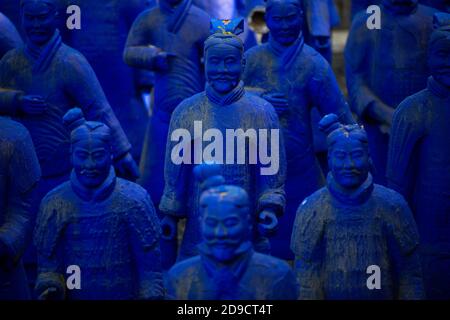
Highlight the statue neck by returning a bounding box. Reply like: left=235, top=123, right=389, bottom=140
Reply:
left=70, top=167, right=116, bottom=202
left=327, top=172, right=374, bottom=206
left=381, top=0, right=418, bottom=15
left=268, top=32, right=304, bottom=56
left=206, top=81, right=245, bottom=106
left=428, top=76, right=450, bottom=99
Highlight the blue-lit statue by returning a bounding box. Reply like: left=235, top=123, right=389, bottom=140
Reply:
left=243, top=0, right=354, bottom=260
left=387, top=14, right=450, bottom=299
left=345, top=0, right=437, bottom=184
left=0, top=117, right=41, bottom=300
left=291, top=114, right=424, bottom=300
left=0, top=0, right=138, bottom=209
left=61, top=0, right=152, bottom=163
left=166, top=164, right=297, bottom=300
left=0, top=12, right=22, bottom=59
left=34, top=108, right=163, bottom=300
left=124, top=0, right=210, bottom=210
left=159, top=18, right=286, bottom=265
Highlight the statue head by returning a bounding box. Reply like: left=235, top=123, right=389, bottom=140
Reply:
left=204, top=19, right=245, bottom=94
left=429, top=14, right=450, bottom=87
left=196, top=164, right=252, bottom=263
left=63, top=108, right=113, bottom=189
left=265, top=0, right=303, bottom=46
left=320, top=114, right=371, bottom=190
left=20, top=0, right=59, bottom=46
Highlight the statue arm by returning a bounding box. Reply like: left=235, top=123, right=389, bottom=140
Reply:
left=0, top=130, right=40, bottom=265
left=386, top=101, right=422, bottom=202
left=65, top=53, right=132, bottom=160
left=159, top=105, right=191, bottom=219
left=345, top=18, right=393, bottom=123
left=290, top=197, right=325, bottom=299
left=385, top=200, right=425, bottom=300
left=128, top=194, right=164, bottom=299
left=123, top=10, right=161, bottom=71
left=256, top=105, right=286, bottom=217
left=311, top=60, right=356, bottom=125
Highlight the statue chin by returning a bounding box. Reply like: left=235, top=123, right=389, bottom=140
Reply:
left=209, top=246, right=239, bottom=263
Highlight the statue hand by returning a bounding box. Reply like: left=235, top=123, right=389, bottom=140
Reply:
left=153, top=52, right=176, bottom=72
left=18, top=95, right=48, bottom=115
left=257, top=210, right=278, bottom=237
left=263, top=92, right=289, bottom=116
left=114, top=152, right=140, bottom=181
left=161, top=215, right=178, bottom=241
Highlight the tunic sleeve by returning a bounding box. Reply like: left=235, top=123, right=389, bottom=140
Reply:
left=345, top=15, right=381, bottom=118
left=159, top=101, right=193, bottom=218
left=290, top=194, right=326, bottom=299
left=256, top=101, right=286, bottom=216
left=0, top=128, right=40, bottom=264
left=383, top=193, right=424, bottom=299
left=309, top=55, right=355, bottom=125
left=386, top=98, right=424, bottom=203
left=127, top=192, right=164, bottom=299
left=123, top=10, right=160, bottom=70
left=64, top=53, right=132, bottom=159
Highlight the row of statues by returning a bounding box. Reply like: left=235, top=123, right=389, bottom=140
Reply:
left=0, top=0, right=449, bottom=300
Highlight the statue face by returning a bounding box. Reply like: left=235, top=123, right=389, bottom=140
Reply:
left=201, top=200, right=250, bottom=263
left=72, top=136, right=112, bottom=189
left=205, top=43, right=243, bottom=94
left=266, top=1, right=302, bottom=46
left=329, top=138, right=370, bottom=189
left=429, top=39, right=450, bottom=87
left=22, top=1, right=58, bottom=46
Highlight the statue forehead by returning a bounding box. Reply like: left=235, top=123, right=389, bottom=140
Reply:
left=206, top=42, right=242, bottom=55
left=266, top=0, right=302, bottom=10
left=21, top=0, right=57, bottom=9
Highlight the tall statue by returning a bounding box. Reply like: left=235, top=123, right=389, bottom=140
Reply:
left=291, top=114, right=424, bottom=300
left=0, top=12, right=22, bottom=59
left=243, top=0, right=354, bottom=260
left=61, top=0, right=152, bottom=163
left=345, top=0, right=437, bottom=184
left=166, top=164, right=297, bottom=300
left=0, top=117, right=41, bottom=300
left=159, top=19, right=286, bottom=265
left=124, top=0, right=210, bottom=269
left=34, top=108, right=163, bottom=300
left=387, top=14, right=450, bottom=299
left=0, top=0, right=138, bottom=205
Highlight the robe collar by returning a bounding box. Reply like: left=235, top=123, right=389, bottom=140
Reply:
left=327, top=172, right=374, bottom=206
left=428, top=76, right=450, bottom=99
left=198, top=241, right=253, bottom=284
left=160, top=0, right=192, bottom=33
left=25, top=29, right=61, bottom=73
left=268, top=33, right=304, bottom=71
left=70, top=167, right=116, bottom=202
left=381, top=0, right=418, bottom=15
left=206, top=80, right=245, bottom=106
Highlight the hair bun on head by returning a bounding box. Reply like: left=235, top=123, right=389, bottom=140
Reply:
left=194, top=163, right=226, bottom=192
left=63, top=107, right=86, bottom=132
left=319, top=113, right=342, bottom=136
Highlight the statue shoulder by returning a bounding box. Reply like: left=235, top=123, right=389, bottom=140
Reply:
left=172, top=92, right=206, bottom=117
left=372, top=184, right=411, bottom=213
left=0, top=117, right=29, bottom=142
left=115, top=178, right=149, bottom=201
left=250, top=253, right=293, bottom=276
left=244, top=43, right=270, bottom=61
left=394, top=89, right=429, bottom=122
left=40, top=182, right=73, bottom=209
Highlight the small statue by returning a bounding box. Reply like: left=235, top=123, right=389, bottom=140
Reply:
left=387, top=14, right=450, bottom=299
left=243, top=0, right=355, bottom=260
left=0, top=12, right=22, bottom=59
left=159, top=18, right=286, bottom=264
left=123, top=0, right=210, bottom=218
left=0, top=116, right=41, bottom=300
left=166, top=164, right=297, bottom=300
left=345, top=0, right=438, bottom=184
left=291, top=114, right=424, bottom=300
left=34, top=108, right=163, bottom=300
left=0, top=0, right=138, bottom=211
